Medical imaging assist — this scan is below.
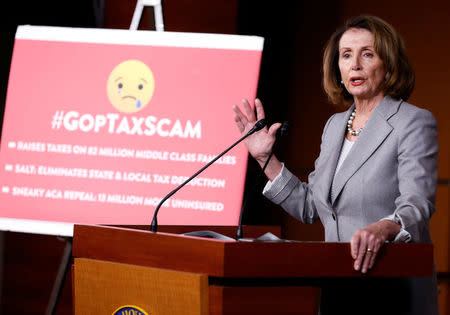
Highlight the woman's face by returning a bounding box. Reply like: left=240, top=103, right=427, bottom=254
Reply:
left=338, top=28, right=387, bottom=102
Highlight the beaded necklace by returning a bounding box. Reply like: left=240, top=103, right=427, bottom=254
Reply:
left=347, top=108, right=362, bottom=136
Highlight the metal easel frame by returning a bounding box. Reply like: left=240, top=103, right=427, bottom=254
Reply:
left=45, top=237, right=72, bottom=315
left=130, top=0, right=165, bottom=31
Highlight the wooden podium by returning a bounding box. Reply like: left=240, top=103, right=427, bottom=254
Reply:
left=72, top=224, right=433, bottom=315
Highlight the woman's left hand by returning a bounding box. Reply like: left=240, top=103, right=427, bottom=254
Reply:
left=350, top=220, right=401, bottom=273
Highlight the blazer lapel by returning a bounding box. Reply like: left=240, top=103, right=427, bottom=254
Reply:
left=330, top=96, right=401, bottom=205
left=314, top=107, right=353, bottom=207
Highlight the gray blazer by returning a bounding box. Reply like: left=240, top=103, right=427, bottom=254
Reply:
left=264, top=95, right=438, bottom=243
left=263, top=95, right=439, bottom=315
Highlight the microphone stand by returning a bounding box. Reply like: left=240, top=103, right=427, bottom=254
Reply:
left=235, top=121, right=290, bottom=240
left=150, top=119, right=267, bottom=233
left=235, top=151, right=273, bottom=240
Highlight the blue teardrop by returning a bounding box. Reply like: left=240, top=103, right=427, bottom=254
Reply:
left=136, top=100, right=142, bottom=108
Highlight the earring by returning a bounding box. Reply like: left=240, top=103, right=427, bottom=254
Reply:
left=340, top=80, right=344, bottom=84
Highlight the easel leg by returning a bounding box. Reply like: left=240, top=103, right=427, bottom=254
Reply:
left=0, top=231, right=4, bottom=307
left=129, top=0, right=165, bottom=31
left=45, top=237, right=72, bottom=315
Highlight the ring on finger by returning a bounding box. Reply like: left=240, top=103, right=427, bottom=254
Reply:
left=366, top=248, right=373, bottom=253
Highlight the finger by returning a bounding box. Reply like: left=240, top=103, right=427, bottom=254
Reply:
left=361, top=249, right=372, bottom=274
left=233, top=105, right=247, bottom=133
left=232, top=104, right=247, bottom=121
left=267, top=123, right=282, bottom=137
left=233, top=115, right=245, bottom=133
left=361, top=233, right=378, bottom=273
left=368, top=241, right=381, bottom=269
left=254, top=98, right=266, bottom=120
left=354, top=234, right=368, bottom=271
left=350, top=233, right=360, bottom=260
left=367, top=250, right=377, bottom=271
left=233, top=104, right=250, bottom=128
left=242, top=99, right=256, bottom=122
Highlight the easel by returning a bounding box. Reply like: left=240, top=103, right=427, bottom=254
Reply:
left=130, top=0, right=165, bottom=31
left=45, top=237, right=72, bottom=315
left=44, top=2, right=165, bottom=314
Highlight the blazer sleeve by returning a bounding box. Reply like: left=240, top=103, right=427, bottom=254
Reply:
left=262, top=114, right=336, bottom=224
left=383, top=108, right=438, bottom=243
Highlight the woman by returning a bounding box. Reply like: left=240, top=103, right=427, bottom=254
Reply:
left=233, top=15, right=438, bottom=315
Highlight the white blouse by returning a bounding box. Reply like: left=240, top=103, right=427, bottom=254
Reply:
left=333, top=138, right=354, bottom=177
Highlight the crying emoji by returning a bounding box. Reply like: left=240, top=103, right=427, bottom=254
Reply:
left=107, top=60, right=155, bottom=113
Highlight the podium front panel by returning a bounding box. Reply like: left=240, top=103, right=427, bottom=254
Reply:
left=74, top=258, right=209, bottom=315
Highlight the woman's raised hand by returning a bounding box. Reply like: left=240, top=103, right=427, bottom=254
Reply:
left=233, top=99, right=283, bottom=180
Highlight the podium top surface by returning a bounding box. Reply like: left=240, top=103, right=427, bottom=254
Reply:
left=73, top=224, right=433, bottom=279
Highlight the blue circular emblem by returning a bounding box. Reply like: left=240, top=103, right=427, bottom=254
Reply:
left=112, top=305, right=149, bottom=315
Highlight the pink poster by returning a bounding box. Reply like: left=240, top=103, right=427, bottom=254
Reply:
left=0, top=26, right=263, bottom=227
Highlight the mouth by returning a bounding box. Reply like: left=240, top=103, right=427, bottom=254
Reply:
left=122, top=95, right=137, bottom=100
left=350, top=76, right=366, bottom=86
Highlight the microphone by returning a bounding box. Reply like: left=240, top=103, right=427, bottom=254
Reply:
left=277, top=121, right=290, bottom=138
left=150, top=119, right=267, bottom=233
left=235, top=121, right=290, bottom=240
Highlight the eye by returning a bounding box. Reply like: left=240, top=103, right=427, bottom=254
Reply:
left=363, top=52, right=374, bottom=58
left=118, top=83, right=123, bottom=89
left=138, top=84, right=143, bottom=90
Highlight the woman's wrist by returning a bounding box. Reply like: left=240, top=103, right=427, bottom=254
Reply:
left=259, top=155, right=282, bottom=181
left=378, top=219, right=402, bottom=241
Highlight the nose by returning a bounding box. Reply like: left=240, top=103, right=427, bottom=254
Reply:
left=351, top=56, right=361, bottom=71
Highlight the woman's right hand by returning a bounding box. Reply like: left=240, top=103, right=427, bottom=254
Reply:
left=233, top=98, right=283, bottom=180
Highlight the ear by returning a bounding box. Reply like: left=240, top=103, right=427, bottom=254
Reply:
left=385, top=72, right=391, bottom=80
